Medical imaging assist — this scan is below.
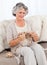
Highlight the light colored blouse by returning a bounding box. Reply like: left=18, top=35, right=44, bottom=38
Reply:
left=6, top=20, right=31, bottom=46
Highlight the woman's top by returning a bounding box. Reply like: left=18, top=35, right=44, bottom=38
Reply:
left=6, top=20, right=31, bottom=47
left=6, top=19, right=41, bottom=53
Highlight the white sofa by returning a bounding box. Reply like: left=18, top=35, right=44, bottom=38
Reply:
left=0, top=16, right=47, bottom=65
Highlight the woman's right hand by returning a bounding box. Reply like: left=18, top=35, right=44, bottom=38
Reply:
left=18, top=32, right=26, bottom=41
left=9, top=32, right=26, bottom=47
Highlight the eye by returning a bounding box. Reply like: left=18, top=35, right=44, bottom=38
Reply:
left=19, top=12, right=22, bottom=14
left=23, top=12, right=25, bottom=14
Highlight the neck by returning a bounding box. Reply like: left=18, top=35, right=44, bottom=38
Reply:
left=16, top=17, right=24, bottom=22
left=15, top=18, right=25, bottom=27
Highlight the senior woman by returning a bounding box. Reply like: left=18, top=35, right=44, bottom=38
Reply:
left=6, top=2, right=47, bottom=65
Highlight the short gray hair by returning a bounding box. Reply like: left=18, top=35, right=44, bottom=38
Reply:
left=12, top=2, right=28, bottom=16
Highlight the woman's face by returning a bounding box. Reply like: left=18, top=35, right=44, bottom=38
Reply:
left=16, top=8, right=26, bottom=20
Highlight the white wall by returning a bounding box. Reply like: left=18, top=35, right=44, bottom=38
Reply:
left=38, top=0, right=47, bottom=15
left=0, top=0, right=47, bottom=21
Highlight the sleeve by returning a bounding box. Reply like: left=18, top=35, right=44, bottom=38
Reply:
left=31, top=20, right=42, bottom=38
left=27, top=17, right=43, bottom=38
left=6, top=24, right=13, bottom=45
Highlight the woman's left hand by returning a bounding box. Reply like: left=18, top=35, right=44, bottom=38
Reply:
left=29, top=32, right=39, bottom=42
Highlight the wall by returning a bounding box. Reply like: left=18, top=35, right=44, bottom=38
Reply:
left=0, top=0, right=47, bottom=21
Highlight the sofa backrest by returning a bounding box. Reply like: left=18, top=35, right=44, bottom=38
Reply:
left=40, top=16, right=47, bottom=41
left=0, top=19, right=15, bottom=48
left=0, top=15, right=47, bottom=50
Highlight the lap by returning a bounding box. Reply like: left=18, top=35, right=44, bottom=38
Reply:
left=16, top=47, right=34, bottom=56
left=30, top=42, right=44, bottom=53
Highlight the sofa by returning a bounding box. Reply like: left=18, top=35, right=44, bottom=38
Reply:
left=0, top=15, right=47, bottom=65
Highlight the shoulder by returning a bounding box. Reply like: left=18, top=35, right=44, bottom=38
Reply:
left=25, top=19, right=32, bottom=28
left=7, top=19, right=15, bottom=29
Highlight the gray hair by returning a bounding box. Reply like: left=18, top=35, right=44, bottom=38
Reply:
left=12, top=2, right=28, bottom=16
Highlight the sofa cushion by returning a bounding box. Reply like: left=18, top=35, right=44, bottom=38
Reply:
left=0, top=51, right=18, bottom=65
